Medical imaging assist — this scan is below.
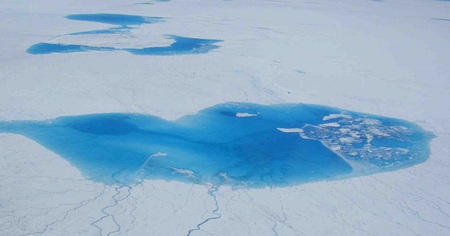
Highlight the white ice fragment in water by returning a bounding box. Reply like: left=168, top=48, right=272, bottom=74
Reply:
left=339, top=137, right=355, bottom=143
left=172, top=168, right=195, bottom=178
left=277, top=128, right=303, bottom=133
left=350, top=131, right=361, bottom=138
left=369, top=128, right=390, bottom=137
left=340, top=128, right=351, bottom=133
left=397, top=148, right=409, bottom=154
left=236, top=112, right=258, bottom=118
left=365, top=133, right=373, bottom=143
left=319, top=122, right=341, bottom=128
left=362, top=118, right=382, bottom=125
left=219, top=172, right=232, bottom=182
left=151, top=152, right=167, bottom=157
left=322, top=114, right=352, bottom=121
left=277, top=127, right=313, bottom=139
left=331, top=145, right=342, bottom=151
left=398, top=126, right=408, bottom=131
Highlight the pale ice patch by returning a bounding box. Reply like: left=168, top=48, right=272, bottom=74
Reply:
left=152, top=152, right=168, bottom=157
left=236, top=112, right=258, bottom=118
left=219, top=172, right=232, bottom=182
left=319, top=122, right=341, bottom=128
left=277, top=128, right=303, bottom=133
left=277, top=127, right=312, bottom=140
left=172, top=168, right=195, bottom=178
left=323, top=114, right=352, bottom=121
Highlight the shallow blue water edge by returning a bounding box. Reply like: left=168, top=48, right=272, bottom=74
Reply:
left=0, top=103, right=433, bottom=188
left=64, top=13, right=163, bottom=35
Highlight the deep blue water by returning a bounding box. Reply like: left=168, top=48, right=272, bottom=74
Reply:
left=0, top=103, right=433, bottom=188
left=27, top=35, right=222, bottom=55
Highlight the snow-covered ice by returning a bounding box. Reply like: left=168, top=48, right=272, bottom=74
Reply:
left=1, top=0, right=450, bottom=235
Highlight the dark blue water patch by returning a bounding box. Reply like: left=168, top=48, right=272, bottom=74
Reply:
left=431, top=18, right=450, bottom=22
left=0, top=103, right=433, bottom=188
left=65, top=14, right=164, bottom=26
left=26, top=43, right=115, bottom=54
left=26, top=35, right=222, bottom=55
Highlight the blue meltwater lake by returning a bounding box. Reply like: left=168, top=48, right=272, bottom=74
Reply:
left=26, top=13, right=222, bottom=55
left=27, top=35, right=222, bottom=55
left=65, top=13, right=163, bottom=26
left=0, top=103, right=433, bottom=188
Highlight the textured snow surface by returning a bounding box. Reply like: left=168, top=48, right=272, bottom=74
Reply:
left=1, top=0, right=450, bottom=235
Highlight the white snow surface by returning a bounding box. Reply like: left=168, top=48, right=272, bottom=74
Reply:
left=1, top=0, right=450, bottom=235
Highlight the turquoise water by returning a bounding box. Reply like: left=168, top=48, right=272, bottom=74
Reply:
left=65, top=14, right=164, bottom=26
left=27, top=35, right=222, bottom=55
left=27, top=13, right=222, bottom=56
left=0, top=103, right=433, bottom=188
left=27, top=43, right=115, bottom=54
left=63, top=13, right=163, bottom=35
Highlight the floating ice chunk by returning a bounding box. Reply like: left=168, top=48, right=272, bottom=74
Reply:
left=369, top=128, right=390, bottom=137
left=319, top=122, right=341, bottom=128
left=172, top=168, right=195, bottom=178
left=340, top=128, right=351, bottom=133
left=350, top=131, right=361, bottom=138
left=151, top=152, right=167, bottom=157
left=323, top=114, right=352, bottom=121
left=277, top=128, right=303, bottom=133
left=339, top=137, right=355, bottom=143
left=277, top=127, right=313, bottom=139
left=331, top=145, right=342, bottom=151
left=236, top=112, right=257, bottom=118
left=362, top=119, right=382, bottom=125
